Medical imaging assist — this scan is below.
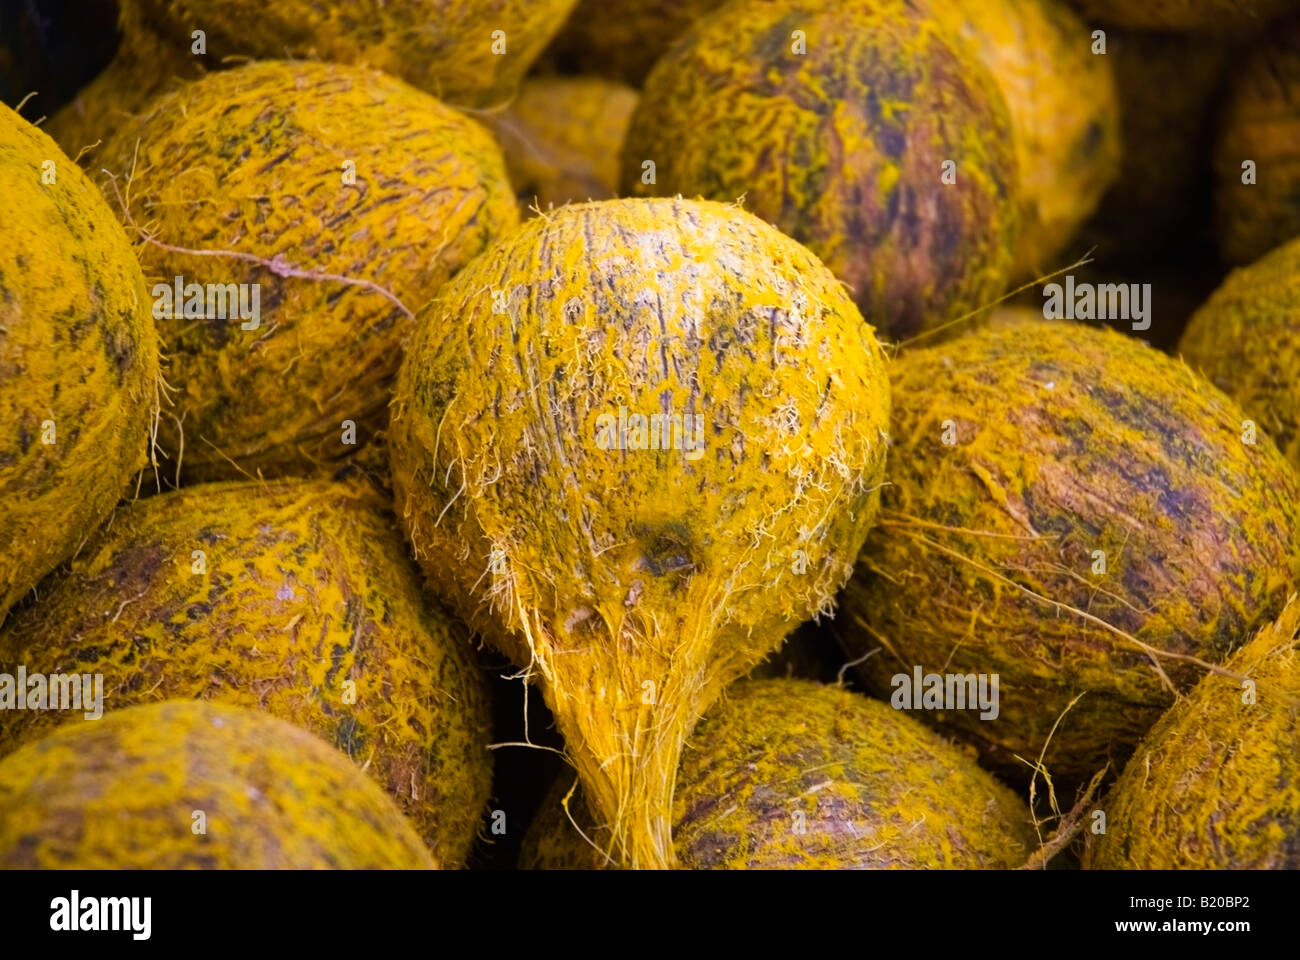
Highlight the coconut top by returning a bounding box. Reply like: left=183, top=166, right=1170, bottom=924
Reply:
left=524, top=678, right=1038, bottom=869
left=1086, top=596, right=1300, bottom=868
left=0, top=700, right=435, bottom=868
left=0, top=102, right=158, bottom=618
left=392, top=195, right=891, bottom=673
left=0, top=478, right=493, bottom=866
left=125, top=0, right=578, bottom=107
left=622, top=0, right=1020, bottom=340
left=99, top=59, right=518, bottom=479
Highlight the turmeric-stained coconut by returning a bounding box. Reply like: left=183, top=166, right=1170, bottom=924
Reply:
left=522, top=679, right=1037, bottom=869
left=389, top=197, right=892, bottom=868
left=622, top=0, right=1020, bottom=340
left=0, top=700, right=435, bottom=868
left=0, top=479, right=492, bottom=866
left=1179, top=234, right=1300, bottom=467
left=0, top=102, right=158, bottom=621
left=1086, top=597, right=1300, bottom=869
left=99, top=60, right=518, bottom=482
left=839, top=318, right=1300, bottom=780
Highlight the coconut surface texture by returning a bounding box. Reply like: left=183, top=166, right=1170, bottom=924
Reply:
left=0, top=103, right=159, bottom=622
left=99, top=60, right=517, bottom=483
left=389, top=197, right=892, bottom=869
left=1179, top=235, right=1300, bottom=467
left=839, top=318, right=1300, bottom=781
left=933, top=0, right=1121, bottom=280
left=622, top=0, right=1020, bottom=341
left=521, top=679, right=1037, bottom=869
left=1070, top=0, right=1299, bottom=30
left=0, top=699, right=436, bottom=868
left=490, top=76, right=639, bottom=214
left=0, top=478, right=492, bottom=866
left=544, top=0, right=728, bottom=85
left=1214, top=18, right=1300, bottom=266
left=1086, top=596, right=1300, bottom=869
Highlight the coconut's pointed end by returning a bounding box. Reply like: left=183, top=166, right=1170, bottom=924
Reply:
left=537, top=638, right=728, bottom=870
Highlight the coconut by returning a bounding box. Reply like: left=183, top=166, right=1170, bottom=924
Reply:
left=49, top=0, right=577, bottom=158
left=0, top=477, right=492, bottom=866
left=0, top=700, right=435, bottom=868
left=932, top=0, right=1121, bottom=280
left=96, top=60, right=518, bottom=483
left=1085, top=596, right=1300, bottom=868
left=489, top=76, right=638, bottom=214
left=522, top=678, right=1037, bottom=869
left=1179, top=234, right=1300, bottom=467
left=1214, top=18, right=1300, bottom=266
left=1070, top=0, right=1298, bottom=30
left=622, top=0, right=1020, bottom=341
left=0, top=102, right=158, bottom=622
left=543, top=0, right=728, bottom=86
left=838, top=318, right=1300, bottom=781
left=389, top=196, right=892, bottom=868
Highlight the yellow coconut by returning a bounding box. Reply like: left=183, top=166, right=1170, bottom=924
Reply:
left=0, top=478, right=492, bottom=865
left=1179, top=234, right=1300, bottom=467
left=1085, top=596, right=1300, bottom=869
left=0, top=102, right=158, bottom=621
left=521, top=679, right=1038, bottom=869
left=839, top=318, right=1300, bottom=781
left=622, top=0, right=1020, bottom=341
left=389, top=197, right=892, bottom=868
left=0, top=700, right=435, bottom=868
left=97, top=60, right=517, bottom=482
